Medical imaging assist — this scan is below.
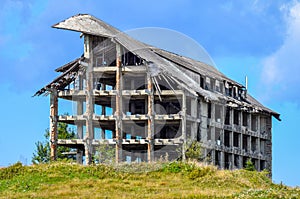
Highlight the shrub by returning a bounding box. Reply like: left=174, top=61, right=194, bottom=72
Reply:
left=0, top=162, right=25, bottom=180
left=244, top=159, right=255, bottom=171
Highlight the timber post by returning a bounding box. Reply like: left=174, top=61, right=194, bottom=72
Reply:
left=147, top=73, right=154, bottom=162
left=50, top=88, right=58, bottom=161
left=115, top=43, right=123, bottom=163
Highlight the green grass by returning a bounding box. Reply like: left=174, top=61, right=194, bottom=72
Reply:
left=0, top=161, right=299, bottom=198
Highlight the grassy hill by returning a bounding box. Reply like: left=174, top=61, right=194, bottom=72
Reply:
left=0, top=161, right=299, bottom=198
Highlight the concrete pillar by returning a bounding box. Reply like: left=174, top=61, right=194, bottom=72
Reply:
left=238, top=110, right=242, bottom=126
left=190, top=98, right=197, bottom=140
left=182, top=92, right=187, bottom=161
left=257, top=137, right=261, bottom=166
left=240, top=133, right=243, bottom=150
left=211, top=127, right=215, bottom=145
left=115, top=43, right=123, bottom=163
left=100, top=83, right=106, bottom=139
left=101, top=105, right=106, bottom=139
left=200, top=101, right=208, bottom=143
left=191, top=98, right=197, bottom=118
left=147, top=73, right=154, bottom=162
left=191, top=122, right=197, bottom=141
left=241, top=156, right=244, bottom=168
left=220, top=128, right=225, bottom=169
left=220, top=151, right=225, bottom=169
left=76, top=101, right=83, bottom=164
left=247, top=136, right=251, bottom=152
left=230, top=131, right=234, bottom=147
left=230, top=153, right=234, bottom=169
left=84, top=35, right=94, bottom=165
left=50, top=89, right=58, bottom=161
left=257, top=115, right=260, bottom=133
left=249, top=136, right=252, bottom=153
left=247, top=113, right=251, bottom=129
left=230, top=109, right=234, bottom=127
left=76, top=75, right=84, bottom=164
left=220, top=129, right=224, bottom=146
left=211, top=150, right=215, bottom=165
left=211, top=103, right=215, bottom=122
left=219, top=105, right=223, bottom=123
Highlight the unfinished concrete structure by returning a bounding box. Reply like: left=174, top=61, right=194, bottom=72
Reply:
left=35, top=14, right=280, bottom=173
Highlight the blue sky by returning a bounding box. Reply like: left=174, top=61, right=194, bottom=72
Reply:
left=0, top=0, right=299, bottom=186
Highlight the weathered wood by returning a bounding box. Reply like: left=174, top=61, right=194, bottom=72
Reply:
left=147, top=73, right=154, bottom=162
left=115, top=43, right=123, bottom=163
left=50, top=89, right=58, bottom=161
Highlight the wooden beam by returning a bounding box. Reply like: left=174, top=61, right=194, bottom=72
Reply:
left=50, top=89, right=58, bottom=161
left=115, top=43, right=123, bottom=163
left=147, top=73, right=154, bottom=162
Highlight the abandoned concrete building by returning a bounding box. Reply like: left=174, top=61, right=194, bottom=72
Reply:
left=35, top=14, right=280, bottom=173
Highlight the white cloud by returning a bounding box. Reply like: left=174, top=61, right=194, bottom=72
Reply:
left=260, top=1, right=300, bottom=102
left=261, top=56, right=281, bottom=84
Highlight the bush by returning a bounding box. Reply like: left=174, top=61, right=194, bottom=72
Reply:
left=245, top=159, right=255, bottom=171
left=188, top=166, right=214, bottom=180
left=95, top=143, right=115, bottom=165
left=0, top=162, right=25, bottom=180
left=162, top=161, right=193, bottom=173
left=185, top=141, right=202, bottom=161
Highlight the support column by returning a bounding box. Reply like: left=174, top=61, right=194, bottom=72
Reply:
left=247, top=135, right=251, bottom=153
left=220, top=151, right=225, bottom=169
left=76, top=75, right=84, bottom=164
left=266, top=140, right=272, bottom=175
left=211, top=127, right=215, bottom=147
left=85, top=35, right=94, bottom=165
left=211, top=150, right=215, bottom=165
left=101, top=83, right=106, bottom=139
left=76, top=102, right=84, bottom=163
left=230, top=131, right=234, bottom=148
left=220, top=129, right=225, bottom=169
left=230, top=153, right=234, bottom=169
left=191, top=98, right=197, bottom=140
left=50, top=89, right=58, bottom=161
left=182, top=92, right=187, bottom=161
left=239, top=155, right=243, bottom=169
left=257, top=137, right=261, bottom=171
left=240, top=132, right=243, bottom=151
left=191, top=123, right=198, bottom=141
left=230, top=109, right=234, bottom=127
left=247, top=113, right=251, bottom=129
left=115, top=43, right=123, bottom=163
left=257, top=115, right=260, bottom=133
left=197, top=99, right=203, bottom=142
left=147, top=73, right=154, bottom=162
left=211, top=104, right=215, bottom=123
left=238, top=110, right=242, bottom=126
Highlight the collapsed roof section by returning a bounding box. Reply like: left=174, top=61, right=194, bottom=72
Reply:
left=35, top=14, right=280, bottom=121
left=34, top=56, right=84, bottom=96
